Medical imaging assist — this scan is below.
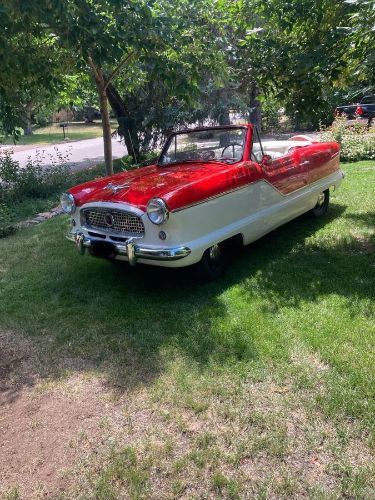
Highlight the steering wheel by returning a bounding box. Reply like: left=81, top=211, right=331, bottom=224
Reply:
left=200, top=150, right=216, bottom=161
left=221, top=142, right=243, bottom=159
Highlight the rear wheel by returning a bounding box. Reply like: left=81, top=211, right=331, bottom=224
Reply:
left=311, top=189, right=329, bottom=217
left=196, top=244, right=225, bottom=281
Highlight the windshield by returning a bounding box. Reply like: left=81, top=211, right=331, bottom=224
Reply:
left=158, top=127, right=247, bottom=166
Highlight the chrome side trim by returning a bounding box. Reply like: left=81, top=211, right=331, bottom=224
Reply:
left=66, top=231, right=191, bottom=264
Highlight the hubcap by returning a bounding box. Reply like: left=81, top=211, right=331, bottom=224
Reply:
left=316, top=192, right=325, bottom=207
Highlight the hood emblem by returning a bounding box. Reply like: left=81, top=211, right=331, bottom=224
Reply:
left=106, top=182, right=130, bottom=193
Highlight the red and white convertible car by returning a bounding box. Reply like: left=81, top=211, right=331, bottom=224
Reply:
left=61, top=124, right=343, bottom=279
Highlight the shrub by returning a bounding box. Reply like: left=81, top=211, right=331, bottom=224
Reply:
left=0, top=148, right=71, bottom=237
left=119, top=152, right=159, bottom=171
left=320, top=116, right=375, bottom=162
left=261, top=95, right=283, bottom=133
left=0, top=203, right=16, bottom=238
left=35, top=111, right=51, bottom=127
left=0, top=149, right=71, bottom=203
left=0, top=149, right=159, bottom=239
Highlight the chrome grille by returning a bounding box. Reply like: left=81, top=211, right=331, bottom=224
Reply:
left=82, top=208, right=144, bottom=235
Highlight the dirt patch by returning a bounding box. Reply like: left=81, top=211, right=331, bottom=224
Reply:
left=0, top=331, right=122, bottom=498
left=0, top=331, right=40, bottom=406
left=1, top=376, right=115, bottom=498
left=0, top=331, right=165, bottom=499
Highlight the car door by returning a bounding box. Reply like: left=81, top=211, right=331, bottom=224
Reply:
left=253, top=129, right=308, bottom=194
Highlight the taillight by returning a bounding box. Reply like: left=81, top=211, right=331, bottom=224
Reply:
left=356, top=106, right=363, bottom=115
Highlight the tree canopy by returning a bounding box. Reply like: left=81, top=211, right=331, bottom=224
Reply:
left=0, top=0, right=373, bottom=170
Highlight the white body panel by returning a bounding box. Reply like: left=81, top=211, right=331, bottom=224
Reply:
left=71, top=169, right=343, bottom=268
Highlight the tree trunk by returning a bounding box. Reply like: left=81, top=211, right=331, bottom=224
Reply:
left=249, top=84, right=262, bottom=129
left=218, top=109, right=231, bottom=125
left=106, top=83, right=140, bottom=161
left=23, top=123, right=33, bottom=136
left=98, top=87, right=113, bottom=176
left=87, top=58, right=113, bottom=176
left=23, top=101, right=33, bottom=136
left=217, top=89, right=231, bottom=126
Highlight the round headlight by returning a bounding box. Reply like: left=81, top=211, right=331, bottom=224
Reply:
left=147, top=198, right=169, bottom=225
left=60, top=192, right=76, bottom=214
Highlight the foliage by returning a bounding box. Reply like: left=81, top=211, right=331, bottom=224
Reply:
left=320, top=115, right=375, bottom=161
left=0, top=202, right=15, bottom=238
left=0, top=149, right=71, bottom=239
left=3, top=0, right=229, bottom=169
left=119, top=152, right=159, bottom=170
left=106, top=0, right=228, bottom=157
left=236, top=0, right=355, bottom=129
left=1, top=0, right=374, bottom=153
left=0, top=150, right=71, bottom=203
left=260, top=95, right=283, bottom=132
left=344, top=0, right=375, bottom=90
left=0, top=2, right=69, bottom=136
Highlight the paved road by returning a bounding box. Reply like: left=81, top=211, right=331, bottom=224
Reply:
left=1, top=136, right=127, bottom=171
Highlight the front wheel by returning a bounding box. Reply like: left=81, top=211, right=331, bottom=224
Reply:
left=196, top=244, right=226, bottom=281
left=311, top=189, right=329, bottom=217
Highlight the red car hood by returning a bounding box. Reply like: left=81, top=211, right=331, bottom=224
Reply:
left=69, top=161, right=256, bottom=212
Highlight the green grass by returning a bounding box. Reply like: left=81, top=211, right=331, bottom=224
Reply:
left=0, top=121, right=115, bottom=146
left=0, top=160, right=374, bottom=498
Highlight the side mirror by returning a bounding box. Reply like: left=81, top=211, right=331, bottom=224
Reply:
left=261, top=154, right=273, bottom=167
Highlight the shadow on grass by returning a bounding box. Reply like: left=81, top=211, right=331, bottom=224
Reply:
left=1, top=201, right=374, bottom=402
left=343, top=210, right=375, bottom=228
left=236, top=203, right=374, bottom=310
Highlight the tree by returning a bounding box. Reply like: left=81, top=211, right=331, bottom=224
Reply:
left=345, top=0, right=375, bottom=91
left=104, top=0, right=228, bottom=159
left=0, top=5, right=65, bottom=138
left=225, top=0, right=354, bottom=129
left=2, top=0, right=368, bottom=169
left=1, top=0, right=157, bottom=173
left=2, top=0, right=228, bottom=173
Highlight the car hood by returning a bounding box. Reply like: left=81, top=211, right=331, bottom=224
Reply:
left=69, top=161, right=255, bottom=212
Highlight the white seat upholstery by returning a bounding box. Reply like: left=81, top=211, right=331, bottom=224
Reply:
left=262, top=139, right=313, bottom=157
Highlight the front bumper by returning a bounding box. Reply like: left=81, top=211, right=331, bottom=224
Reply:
left=66, top=231, right=191, bottom=266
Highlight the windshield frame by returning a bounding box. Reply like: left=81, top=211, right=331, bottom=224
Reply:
left=157, top=125, right=248, bottom=166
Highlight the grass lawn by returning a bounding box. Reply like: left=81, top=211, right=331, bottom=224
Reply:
left=0, top=161, right=374, bottom=498
left=0, top=121, right=115, bottom=146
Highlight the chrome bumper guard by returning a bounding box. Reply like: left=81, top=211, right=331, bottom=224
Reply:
left=66, top=232, right=191, bottom=266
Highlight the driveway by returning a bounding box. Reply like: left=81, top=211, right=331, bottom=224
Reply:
left=1, top=136, right=127, bottom=171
